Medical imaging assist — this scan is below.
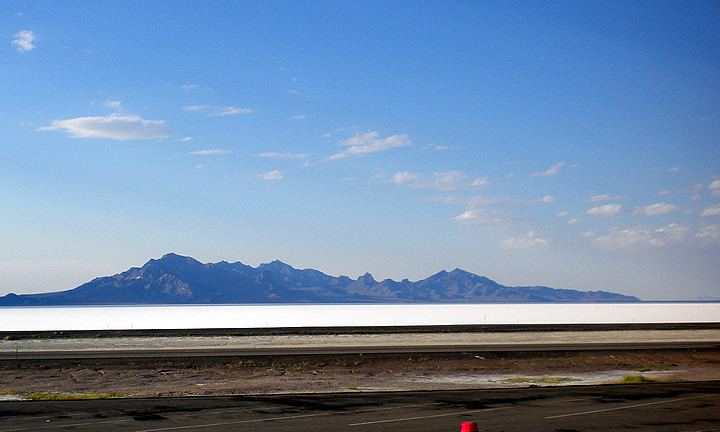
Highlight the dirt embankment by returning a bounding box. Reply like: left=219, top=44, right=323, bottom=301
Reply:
left=2, top=349, right=719, bottom=398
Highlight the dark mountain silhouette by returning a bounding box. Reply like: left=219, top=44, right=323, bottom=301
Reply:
left=0, top=253, right=639, bottom=305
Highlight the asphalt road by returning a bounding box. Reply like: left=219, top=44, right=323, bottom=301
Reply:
left=2, top=382, right=719, bottom=431
left=4, top=341, right=720, bottom=360
left=3, top=329, right=720, bottom=360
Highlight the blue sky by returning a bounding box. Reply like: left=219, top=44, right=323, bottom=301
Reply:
left=2, top=1, right=719, bottom=301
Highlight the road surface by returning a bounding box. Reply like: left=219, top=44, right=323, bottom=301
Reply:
left=2, top=329, right=720, bottom=359
left=2, top=382, right=719, bottom=431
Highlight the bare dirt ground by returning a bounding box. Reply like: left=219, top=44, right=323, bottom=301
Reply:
left=2, top=348, right=719, bottom=398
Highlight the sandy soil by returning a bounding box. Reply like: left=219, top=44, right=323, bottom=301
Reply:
left=2, top=348, right=719, bottom=398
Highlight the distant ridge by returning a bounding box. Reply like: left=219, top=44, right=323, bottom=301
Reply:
left=0, top=253, right=639, bottom=305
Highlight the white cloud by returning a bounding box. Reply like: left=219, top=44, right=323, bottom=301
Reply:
left=182, top=84, right=199, bottom=90
left=425, top=171, right=470, bottom=190
left=183, top=105, right=252, bottom=116
left=212, top=106, right=253, bottom=116
left=696, top=224, right=720, bottom=242
left=555, top=211, right=569, bottom=217
left=657, top=190, right=671, bottom=196
left=632, top=203, right=680, bottom=216
left=429, top=195, right=513, bottom=208
left=592, top=223, right=689, bottom=250
left=666, top=167, right=680, bottom=173
left=680, top=184, right=704, bottom=195
left=567, top=218, right=581, bottom=224
left=39, top=114, right=173, bottom=140
left=328, top=131, right=411, bottom=160
left=258, top=170, right=283, bottom=180
left=710, top=180, right=720, bottom=197
left=388, top=171, right=421, bottom=185
left=588, top=194, right=625, bottom=202
left=539, top=195, right=556, bottom=203
left=183, top=105, right=211, bottom=111
left=586, top=204, right=622, bottom=216
left=292, top=114, right=306, bottom=120
left=189, top=149, right=231, bottom=155
left=12, top=30, right=36, bottom=52
left=500, top=231, right=549, bottom=250
left=257, top=152, right=308, bottom=159
left=413, top=171, right=489, bottom=191
left=182, top=137, right=193, bottom=141
left=103, top=100, right=122, bottom=109
left=701, top=204, right=720, bottom=217
left=531, top=161, right=566, bottom=177
left=452, top=209, right=507, bottom=225
left=469, top=177, right=491, bottom=188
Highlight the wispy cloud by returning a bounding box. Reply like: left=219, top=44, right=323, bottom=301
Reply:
left=586, top=204, right=622, bottom=216
left=500, top=231, right=549, bottom=250
left=258, top=170, right=283, bottom=180
left=183, top=105, right=211, bottom=111
left=709, top=180, right=720, bottom=197
left=632, top=203, right=680, bottom=216
left=183, top=105, right=253, bottom=116
left=419, top=171, right=489, bottom=191
left=696, top=224, right=720, bottom=243
left=180, top=84, right=211, bottom=91
left=189, top=149, right=231, bottom=155
left=666, top=167, right=680, bottom=173
left=593, top=224, right=689, bottom=250
left=428, top=195, right=514, bottom=208
left=12, top=30, right=36, bottom=52
left=588, top=194, right=625, bottom=202
left=103, top=100, right=122, bottom=109
left=452, top=209, right=508, bottom=225
left=292, top=114, right=306, bottom=120
left=39, top=114, right=173, bottom=140
left=531, top=161, right=566, bottom=177
left=533, top=195, right=556, bottom=204
left=387, top=171, right=421, bottom=185
left=395, top=171, right=489, bottom=191
left=701, top=204, right=720, bottom=217
left=258, top=152, right=308, bottom=159
left=327, top=131, right=411, bottom=160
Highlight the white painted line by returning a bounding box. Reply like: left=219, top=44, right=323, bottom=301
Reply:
left=545, top=394, right=719, bottom=419
left=0, top=418, right=133, bottom=432
left=348, top=406, right=512, bottom=427
left=134, top=402, right=442, bottom=432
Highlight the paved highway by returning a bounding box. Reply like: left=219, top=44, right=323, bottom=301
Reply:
left=2, top=329, right=720, bottom=360
left=1, top=382, right=719, bottom=431
left=4, top=341, right=720, bottom=360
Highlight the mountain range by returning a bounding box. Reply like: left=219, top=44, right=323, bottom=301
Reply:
left=0, top=253, right=639, bottom=305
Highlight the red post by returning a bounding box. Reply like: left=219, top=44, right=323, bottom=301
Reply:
left=461, top=421, right=478, bottom=432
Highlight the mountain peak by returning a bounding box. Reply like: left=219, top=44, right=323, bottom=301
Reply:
left=358, top=272, right=376, bottom=283
left=0, top=254, right=641, bottom=305
left=158, top=253, right=199, bottom=264
left=259, top=260, right=294, bottom=271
